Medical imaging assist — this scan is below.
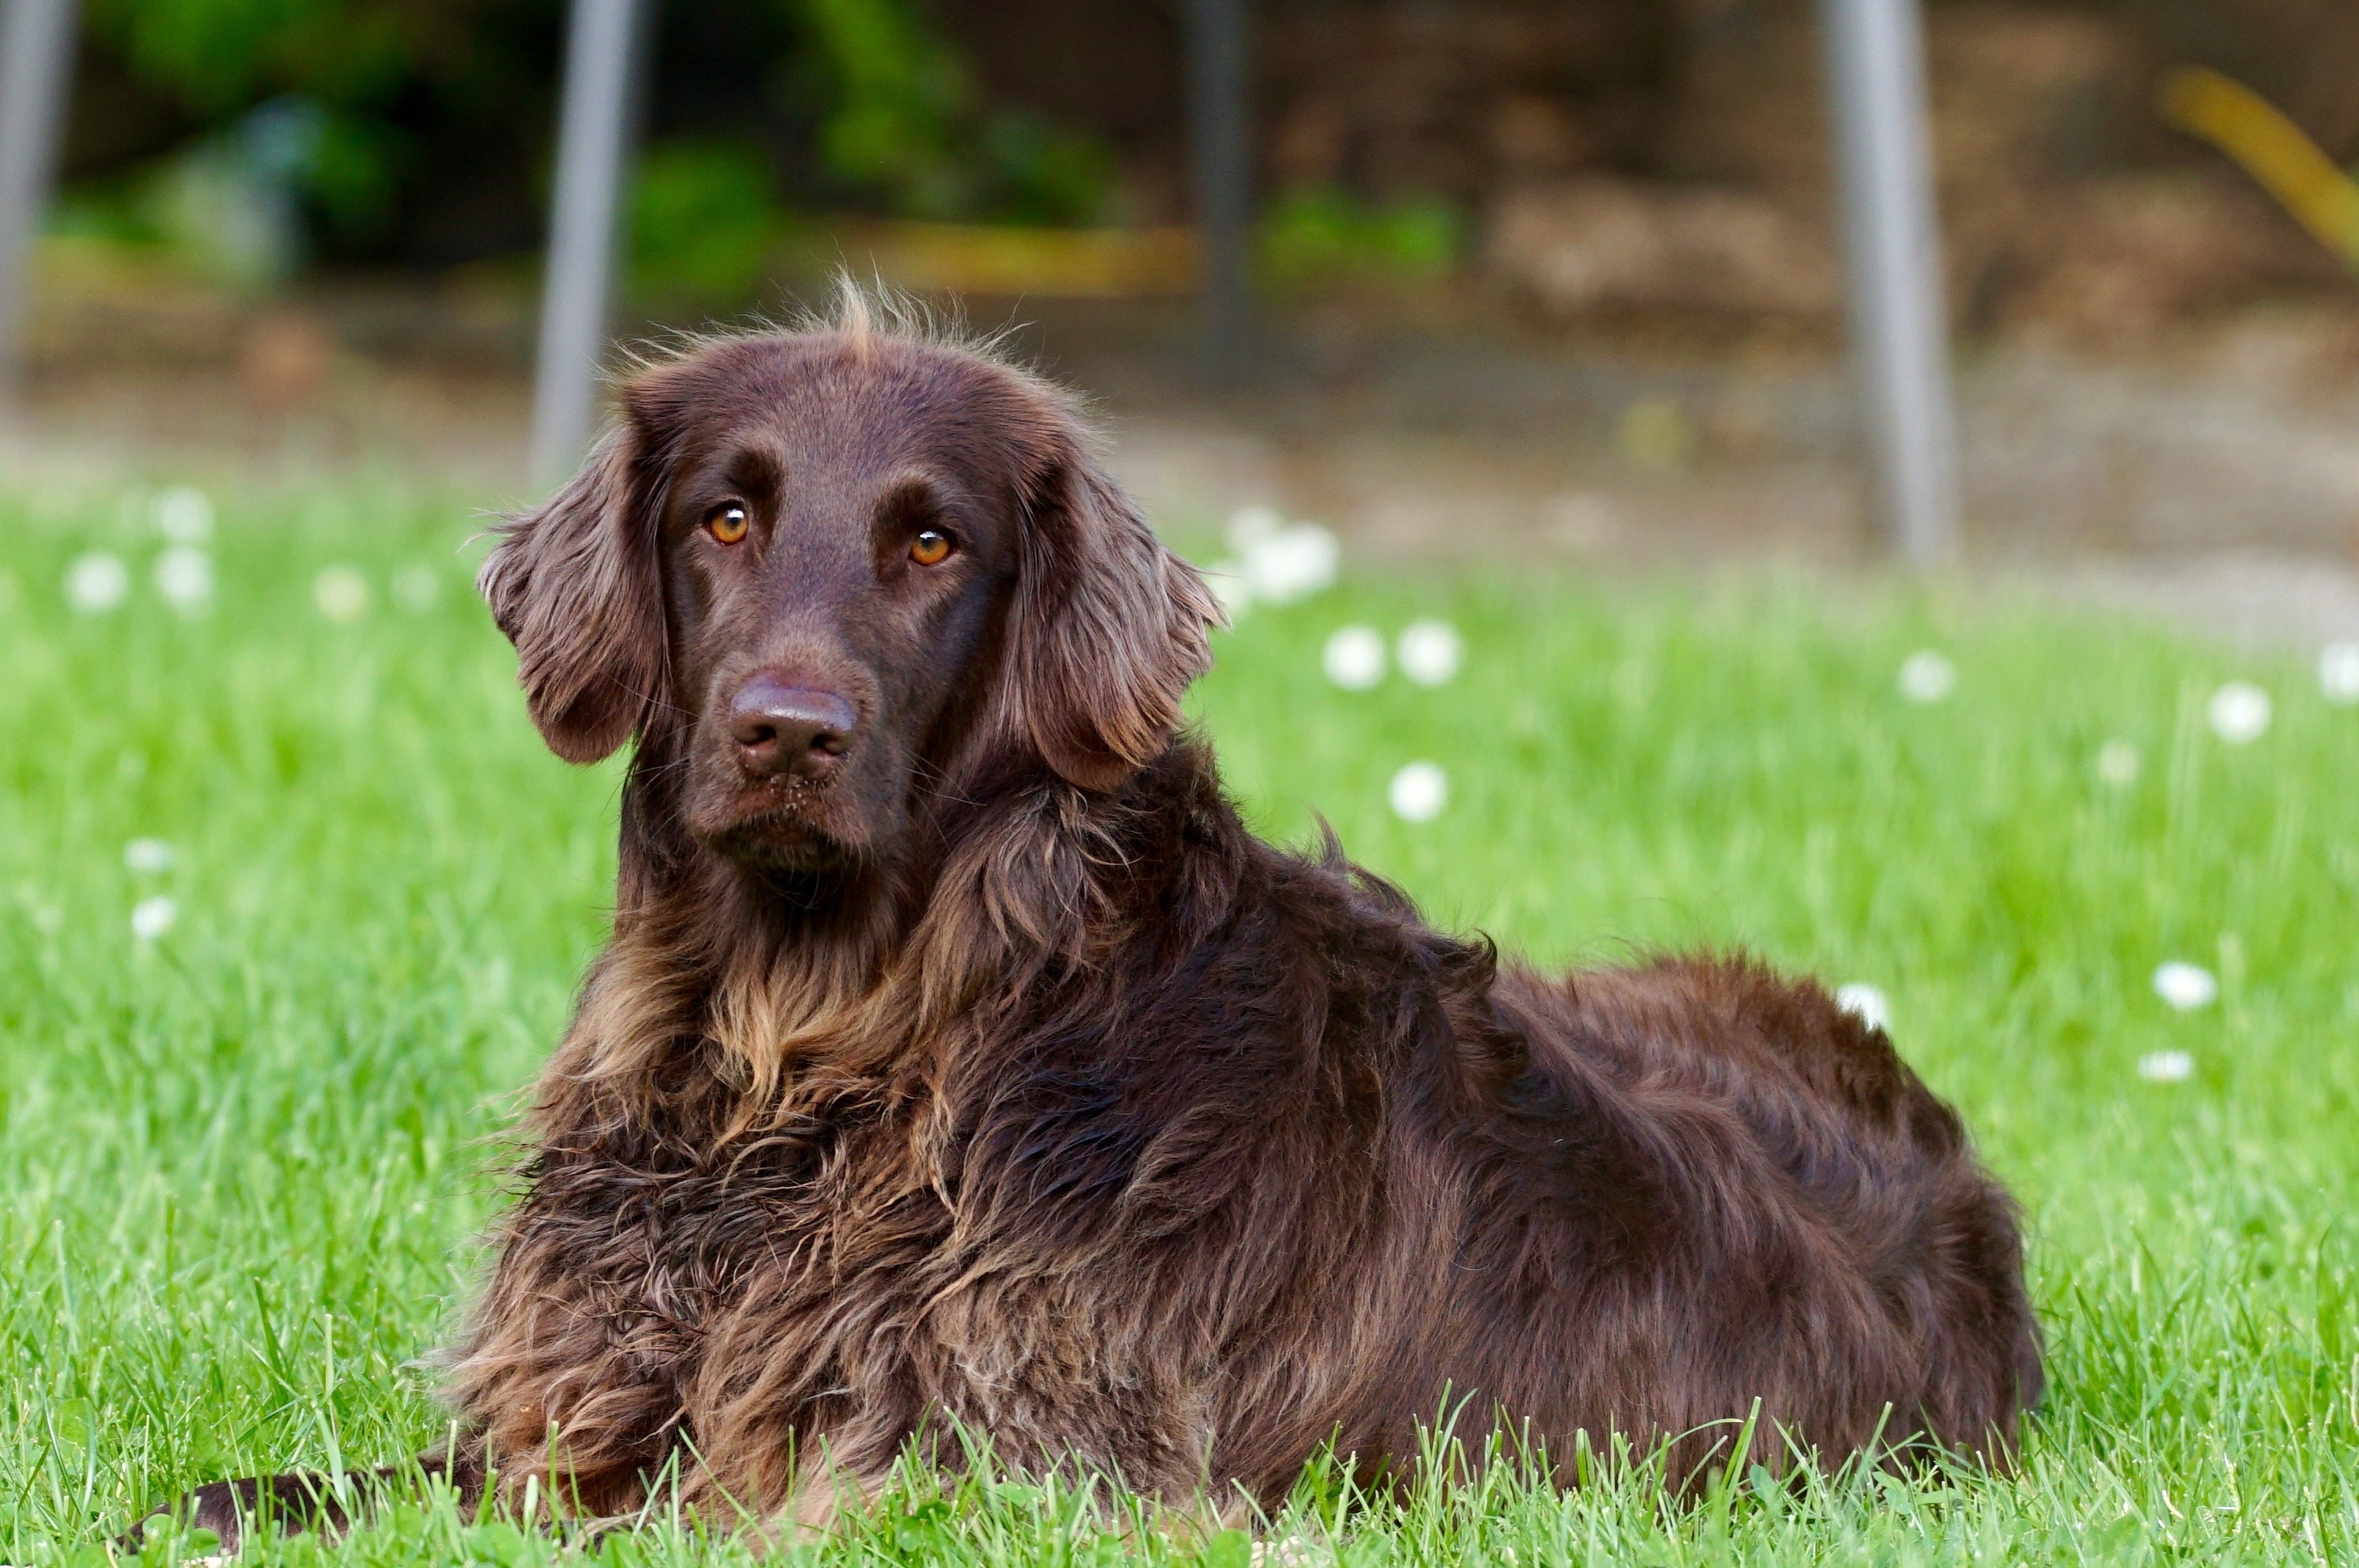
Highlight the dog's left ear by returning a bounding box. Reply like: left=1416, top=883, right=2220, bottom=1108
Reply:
left=1002, top=431, right=1223, bottom=793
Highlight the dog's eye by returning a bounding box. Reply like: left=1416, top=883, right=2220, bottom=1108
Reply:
left=706, top=503, right=750, bottom=545
left=909, top=529, right=954, bottom=567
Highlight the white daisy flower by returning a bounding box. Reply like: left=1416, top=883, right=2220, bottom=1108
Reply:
left=2095, top=739, right=2140, bottom=787
left=2207, top=682, right=2270, bottom=744
left=2135, top=1050, right=2194, bottom=1083
left=1396, top=619, right=1463, bottom=687
left=1249, top=1538, right=1319, bottom=1568
left=2151, top=961, right=2218, bottom=1011
left=65, top=554, right=130, bottom=613
left=1897, top=650, right=1955, bottom=704
left=1834, top=983, right=1890, bottom=1033
left=154, top=546, right=213, bottom=608
left=2318, top=641, right=2359, bottom=705
left=1242, top=523, right=1339, bottom=605
left=1204, top=561, right=1255, bottom=620
left=123, top=838, right=174, bottom=873
left=1225, top=504, right=1284, bottom=552
left=1388, top=761, right=1448, bottom=822
left=130, top=895, right=177, bottom=941
left=154, top=486, right=215, bottom=543
left=1322, top=626, right=1386, bottom=690
left=314, top=565, right=370, bottom=622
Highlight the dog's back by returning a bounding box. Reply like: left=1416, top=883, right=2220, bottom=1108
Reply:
left=1444, top=956, right=2042, bottom=1479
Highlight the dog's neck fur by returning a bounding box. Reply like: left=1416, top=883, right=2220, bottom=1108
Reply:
left=536, top=724, right=1194, bottom=1149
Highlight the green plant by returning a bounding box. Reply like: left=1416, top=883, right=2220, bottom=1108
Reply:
left=82, top=0, right=424, bottom=244
left=792, top=0, right=969, bottom=217
left=784, top=0, right=1116, bottom=224
left=1259, top=187, right=1463, bottom=290
left=630, top=141, right=787, bottom=308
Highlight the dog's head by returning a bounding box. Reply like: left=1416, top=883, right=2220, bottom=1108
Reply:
left=479, top=307, right=1219, bottom=876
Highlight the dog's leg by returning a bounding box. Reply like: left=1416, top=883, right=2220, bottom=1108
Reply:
left=118, top=1445, right=485, bottom=1558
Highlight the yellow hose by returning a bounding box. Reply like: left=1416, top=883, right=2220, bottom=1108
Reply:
left=2158, top=64, right=2359, bottom=269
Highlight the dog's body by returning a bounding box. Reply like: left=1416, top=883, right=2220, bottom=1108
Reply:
left=141, top=306, right=2038, bottom=1547
left=448, top=745, right=2037, bottom=1520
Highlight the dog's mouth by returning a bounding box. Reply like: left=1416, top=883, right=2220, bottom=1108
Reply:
left=691, top=780, right=863, bottom=871
left=702, top=811, right=855, bottom=871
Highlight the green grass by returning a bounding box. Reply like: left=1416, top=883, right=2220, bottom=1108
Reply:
left=1, top=479, right=2355, bottom=1566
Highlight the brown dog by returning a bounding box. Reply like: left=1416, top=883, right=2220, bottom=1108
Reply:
left=137, top=298, right=2039, bottom=1549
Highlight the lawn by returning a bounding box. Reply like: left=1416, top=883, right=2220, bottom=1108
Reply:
left=0, top=478, right=2354, bottom=1566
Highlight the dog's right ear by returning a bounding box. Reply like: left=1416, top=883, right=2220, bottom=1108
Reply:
left=478, top=425, right=666, bottom=764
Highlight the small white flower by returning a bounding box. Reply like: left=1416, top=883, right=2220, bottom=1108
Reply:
left=1396, top=619, right=1463, bottom=687
left=1897, top=650, right=1955, bottom=704
left=390, top=564, right=441, bottom=615
left=65, top=554, right=130, bottom=612
left=154, top=486, right=215, bottom=543
left=153, top=546, right=213, bottom=608
left=2319, top=641, right=2359, bottom=705
left=2095, top=739, right=2140, bottom=787
left=1249, top=1539, right=1319, bottom=1568
left=130, top=895, right=177, bottom=941
left=1322, top=626, right=1386, bottom=690
left=1205, top=561, right=1255, bottom=619
left=1225, top=504, right=1284, bottom=552
left=314, top=565, right=370, bottom=622
left=1834, top=983, right=1890, bottom=1033
left=2207, top=682, right=2270, bottom=744
left=1388, top=761, right=1448, bottom=822
left=1242, top=524, right=1339, bottom=605
left=2152, top=961, right=2218, bottom=1011
left=123, top=838, right=174, bottom=873
left=2136, top=1050, right=2194, bottom=1083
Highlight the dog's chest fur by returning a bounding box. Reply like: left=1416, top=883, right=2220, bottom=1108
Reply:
left=455, top=902, right=1408, bottom=1514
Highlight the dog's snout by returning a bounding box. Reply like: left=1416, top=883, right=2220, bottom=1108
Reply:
left=729, top=677, right=857, bottom=780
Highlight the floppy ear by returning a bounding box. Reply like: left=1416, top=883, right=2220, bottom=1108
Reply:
left=1003, top=437, right=1223, bottom=793
left=477, top=426, right=666, bottom=764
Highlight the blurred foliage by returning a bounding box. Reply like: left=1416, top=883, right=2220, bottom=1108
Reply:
left=974, top=108, right=1119, bottom=227
left=787, top=0, right=1115, bottom=225
left=67, top=0, right=1120, bottom=284
left=53, top=98, right=367, bottom=287
left=629, top=142, right=791, bottom=309
left=796, top=0, right=970, bottom=217
left=625, top=2, right=1120, bottom=305
left=85, top=0, right=414, bottom=112
left=1258, top=187, right=1463, bottom=291
left=82, top=0, right=427, bottom=245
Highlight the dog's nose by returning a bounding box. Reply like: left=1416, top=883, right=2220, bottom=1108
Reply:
left=729, top=677, right=856, bottom=780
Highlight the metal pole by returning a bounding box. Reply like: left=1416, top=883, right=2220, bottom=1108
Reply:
left=1818, top=0, right=1960, bottom=564
left=1184, top=0, right=1250, bottom=383
left=530, top=0, right=643, bottom=488
left=0, top=0, right=78, bottom=387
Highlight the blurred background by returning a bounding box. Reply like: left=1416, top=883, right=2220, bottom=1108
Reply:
left=5, top=0, right=2359, bottom=641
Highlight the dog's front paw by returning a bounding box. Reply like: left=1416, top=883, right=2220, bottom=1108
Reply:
left=118, top=1473, right=354, bottom=1559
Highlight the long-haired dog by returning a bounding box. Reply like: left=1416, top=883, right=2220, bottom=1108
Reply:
left=141, top=299, right=2039, bottom=1548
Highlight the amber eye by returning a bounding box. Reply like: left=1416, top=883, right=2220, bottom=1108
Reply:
left=909, top=528, right=954, bottom=566
left=706, top=503, right=750, bottom=545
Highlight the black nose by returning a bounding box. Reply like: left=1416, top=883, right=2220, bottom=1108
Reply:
left=729, top=677, right=856, bottom=780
